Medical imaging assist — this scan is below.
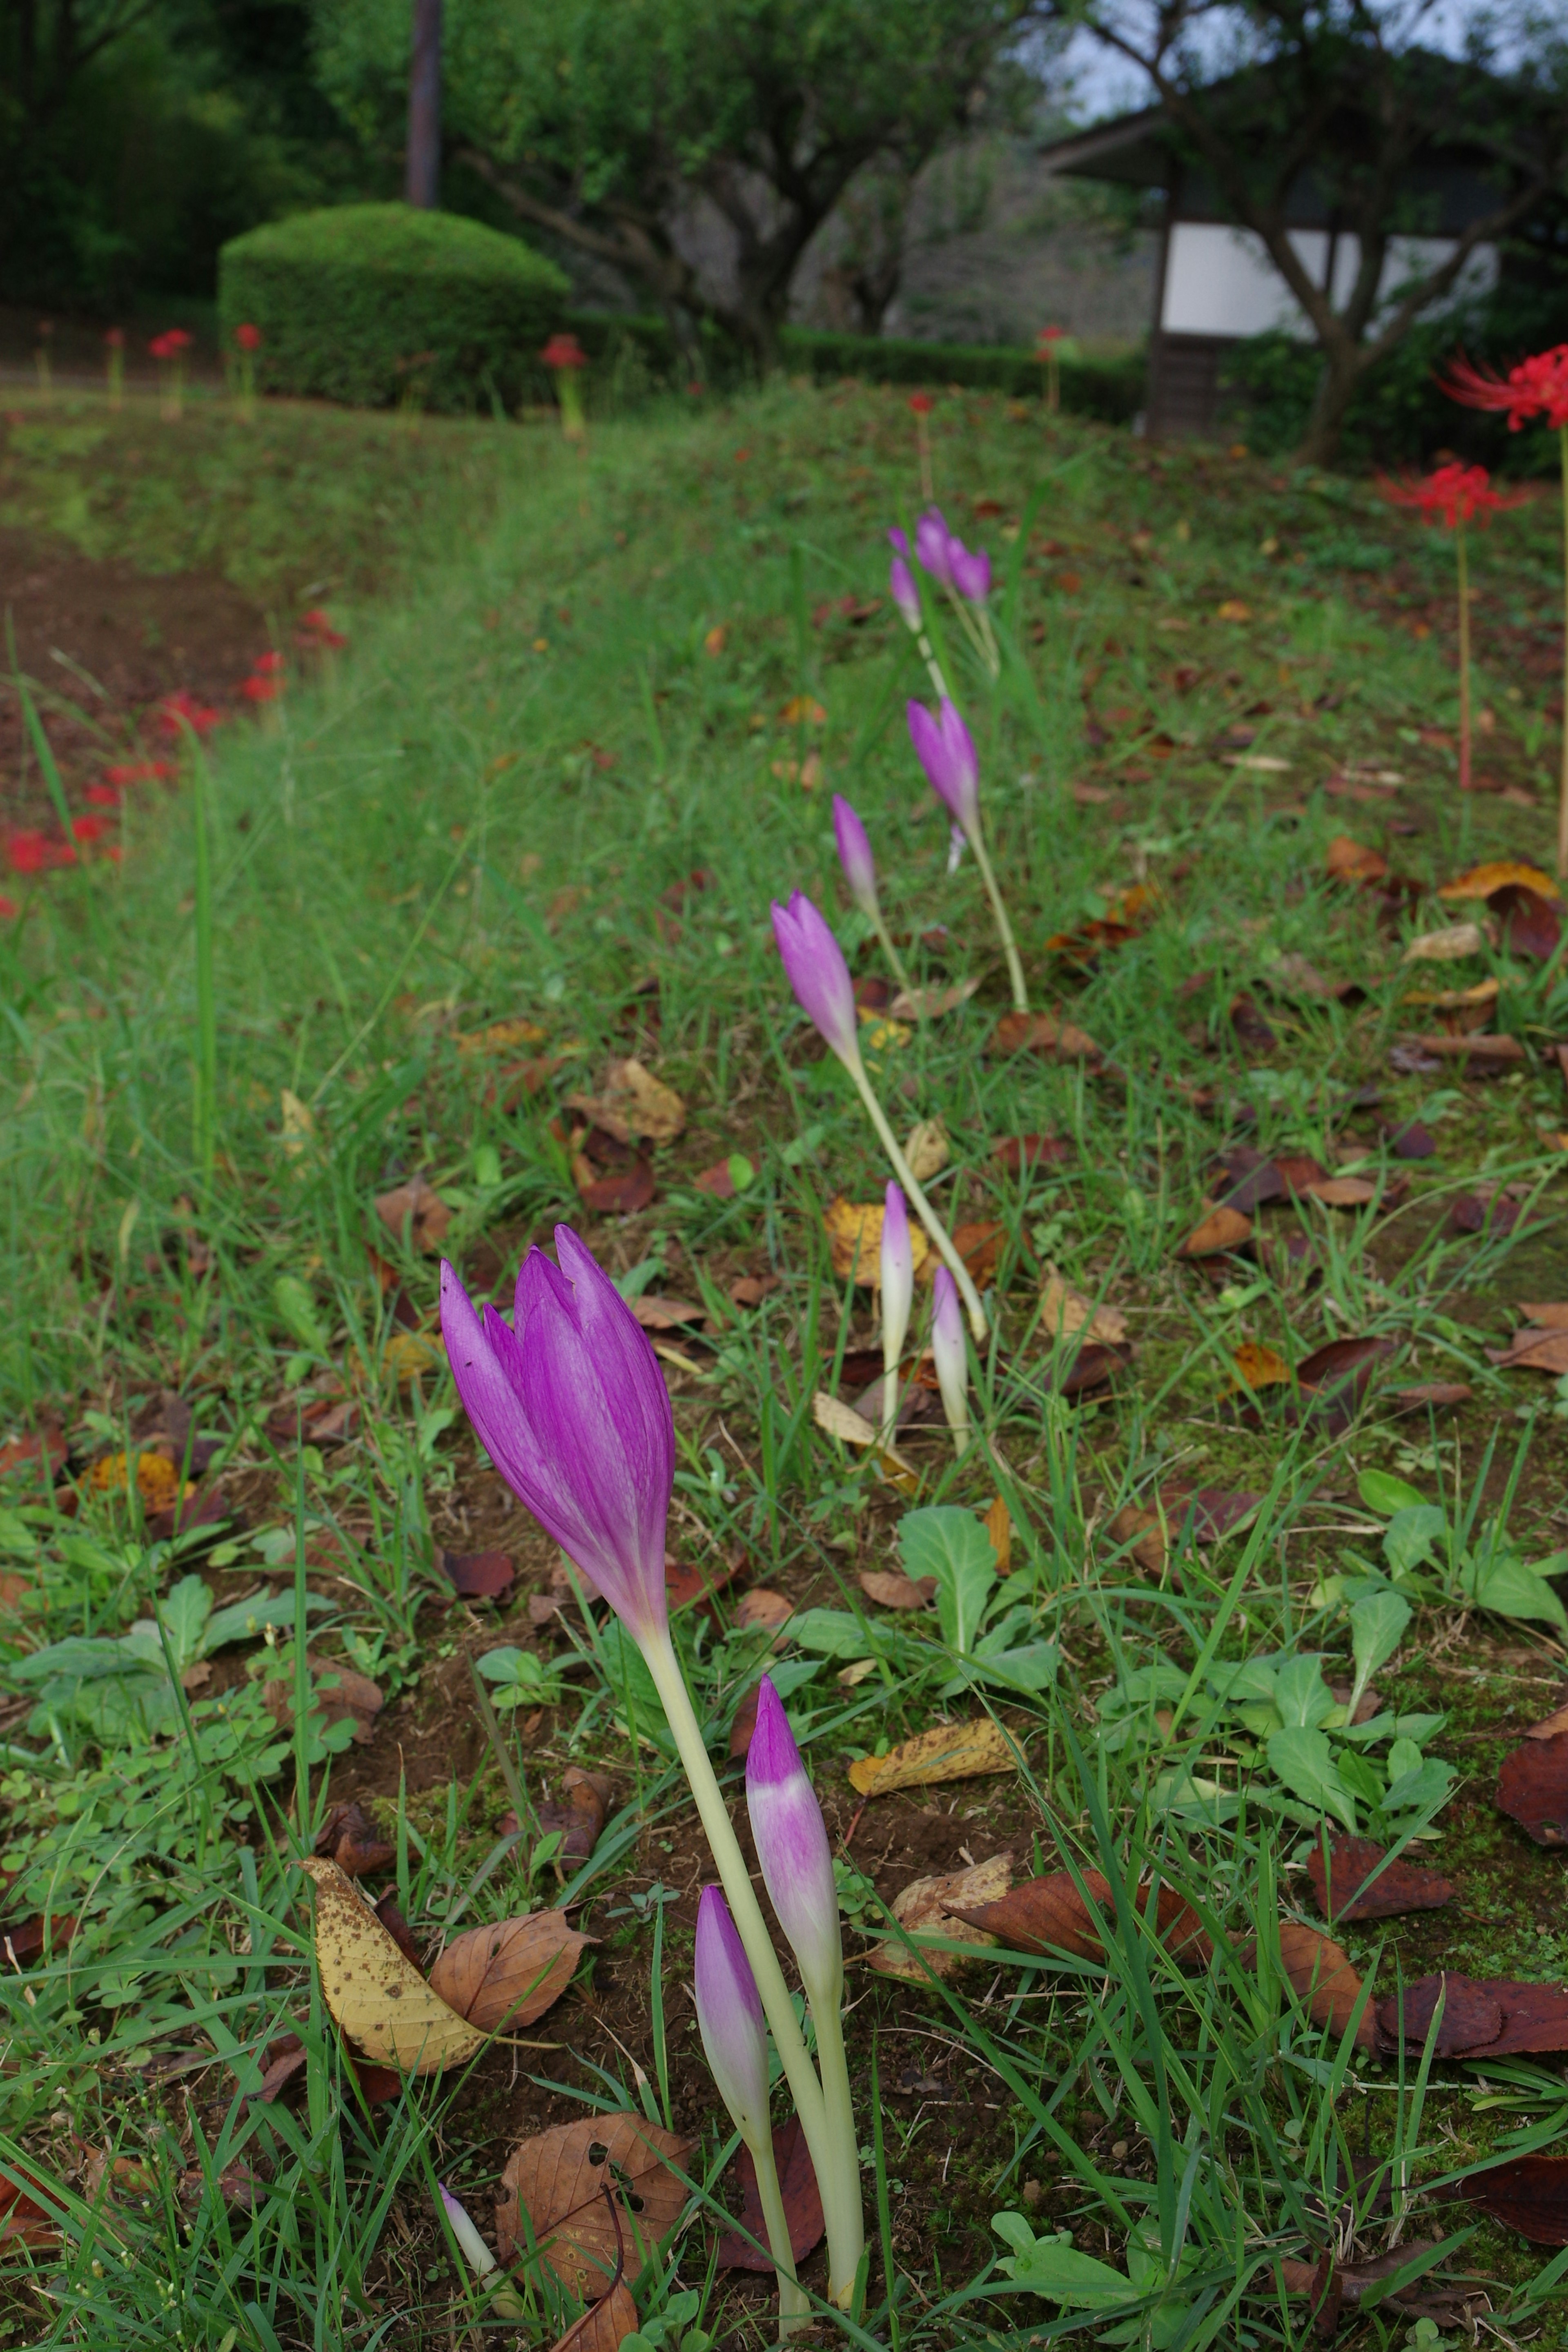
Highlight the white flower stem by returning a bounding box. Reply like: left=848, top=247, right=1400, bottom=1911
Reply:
left=802, top=1969, right=862, bottom=2302
left=878, top=1347, right=901, bottom=1452
left=966, top=812, right=1027, bottom=1013
left=639, top=1637, right=861, bottom=2305
left=869, top=906, right=913, bottom=1001
left=848, top=1062, right=988, bottom=1340
left=748, top=2127, right=811, bottom=2332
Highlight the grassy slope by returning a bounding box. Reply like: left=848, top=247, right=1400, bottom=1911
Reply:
left=2, top=381, right=1568, bottom=2346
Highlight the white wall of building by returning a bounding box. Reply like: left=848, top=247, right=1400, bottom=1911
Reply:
left=1160, top=220, right=1497, bottom=338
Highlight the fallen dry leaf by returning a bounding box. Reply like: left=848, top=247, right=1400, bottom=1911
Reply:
left=823, top=1195, right=930, bottom=1286
left=1041, top=1265, right=1126, bottom=1345
left=1403, top=922, right=1486, bottom=963
left=546, top=2283, right=640, bottom=2352
left=1388, top=1380, right=1473, bottom=1414
left=1306, top=1835, right=1454, bottom=1924
left=0, top=1912, right=77, bottom=1968
left=991, top=1132, right=1073, bottom=1173
left=457, top=1016, right=548, bottom=1056
left=1231, top=1341, right=1290, bottom=1391
left=735, top=1588, right=793, bottom=1634
left=848, top=1718, right=1016, bottom=1796
left=534, top=1767, right=615, bottom=1866
left=1439, top=858, right=1560, bottom=904
left=1520, top=1302, right=1568, bottom=1328
left=1528, top=1701, right=1568, bottom=1739
left=859, top=1570, right=936, bottom=1611
left=869, top=1851, right=1013, bottom=1981
left=950, top=1868, right=1212, bottom=1968
left=664, top=1553, right=735, bottom=1615
left=1326, top=835, right=1388, bottom=885
left=812, top=1390, right=878, bottom=1447
left=890, top=979, right=982, bottom=1021
left=1377, top=1972, right=1503, bottom=2058
left=1493, top=883, right=1562, bottom=962
left=567, top=1058, right=686, bottom=1146
left=374, top=1173, right=452, bottom=1253
left=1265, top=952, right=1358, bottom=1002
left=578, top=1159, right=655, bottom=1215
left=314, top=1802, right=395, bottom=1880
left=439, top=1549, right=515, bottom=1601
left=428, top=1912, right=587, bottom=2031
left=264, top=1655, right=383, bottom=1746
left=497, top=2112, right=693, bottom=2290
left=1459, top=2154, right=1568, bottom=2245
left=716, top=2115, right=822, bottom=2271
left=947, top=1219, right=1006, bottom=1289
left=985, top=1493, right=1011, bottom=1572
left=299, top=1859, right=484, bottom=2072
left=1177, top=1205, right=1252, bottom=1257
left=1268, top=1920, right=1376, bottom=2049
left=1040, top=1340, right=1129, bottom=1398
left=1401, top=1030, right=1526, bottom=1067
left=1497, top=1733, right=1568, bottom=1845
left=988, top=1010, right=1101, bottom=1060
left=1307, top=1175, right=1380, bottom=1206
left=1488, top=1322, right=1568, bottom=1374
left=1107, top=1504, right=1169, bottom=1577
left=627, top=1294, right=705, bottom=1331
left=901, top=1118, right=950, bottom=1180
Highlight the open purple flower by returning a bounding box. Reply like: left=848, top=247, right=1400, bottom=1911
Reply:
left=906, top=697, right=979, bottom=834
left=949, top=543, right=991, bottom=603
left=747, top=1677, right=840, bottom=1994
left=771, top=891, right=862, bottom=1070
left=695, top=1885, right=771, bottom=2145
left=439, top=1227, right=674, bottom=1645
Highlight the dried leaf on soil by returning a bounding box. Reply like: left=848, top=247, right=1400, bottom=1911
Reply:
left=1326, top=835, right=1388, bottom=884
left=428, top=1911, right=587, bottom=2031
left=1458, top=2155, right=1568, bottom=2245
left=1388, top=1381, right=1472, bottom=1414
left=1497, top=1733, right=1568, bottom=1844
left=1107, top=1505, right=1169, bottom=1577
left=901, top=1118, right=950, bottom=1179
left=716, top=2113, right=824, bottom=2270
left=664, top=1552, right=735, bottom=1615
left=1231, top=1341, right=1290, bottom=1391
left=627, top=1295, right=705, bottom=1330
left=823, top=1196, right=929, bottom=1286
left=566, top=1058, right=686, bottom=1146
left=1403, top=922, right=1486, bottom=962
left=1488, top=1318, right=1568, bottom=1374
left=949, top=1868, right=1211, bottom=1967
left=1438, top=858, right=1560, bottom=904
left=1307, top=1175, right=1380, bottom=1206
left=1040, top=1265, right=1126, bottom=1344
left=374, top=1173, right=452, bottom=1253
left=848, top=1717, right=1016, bottom=1795
left=869, top=1851, right=1013, bottom=1979
left=735, top=1588, right=793, bottom=1634
left=439, top=1549, right=515, bottom=1600
left=859, top=1570, right=936, bottom=1610
left=546, top=2283, right=640, bottom=2352
left=1306, top=1835, right=1453, bottom=1924
left=1256, top=1921, right=1376, bottom=2049
left=264, top=1655, right=383, bottom=1745
left=299, top=1859, right=484, bottom=2072
left=496, top=2113, right=693, bottom=2290
left=1040, top=1341, right=1129, bottom=1397
left=578, top=1159, right=655, bottom=1215
left=991, top=1132, right=1072, bottom=1172
left=1177, top=1205, right=1252, bottom=1257
left=314, top=1802, right=395, bottom=1879
left=890, top=978, right=981, bottom=1022
left=988, top=1010, right=1101, bottom=1060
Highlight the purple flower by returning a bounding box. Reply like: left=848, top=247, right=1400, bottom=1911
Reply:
left=831, top=795, right=878, bottom=919
left=880, top=1183, right=913, bottom=1362
left=694, top=1885, right=771, bottom=2144
left=439, top=1228, right=674, bottom=1645
left=913, top=508, right=954, bottom=587
left=746, top=1677, right=840, bottom=1993
left=931, top=1265, right=970, bottom=1444
left=889, top=554, right=920, bottom=630
left=886, top=525, right=911, bottom=560
left=906, top=697, right=979, bottom=834
left=949, top=543, right=991, bottom=602
left=771, top=891, right=862, bottom=1070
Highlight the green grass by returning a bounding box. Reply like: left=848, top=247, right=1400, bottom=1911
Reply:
left=2, top=376, right=1568, bottom=2348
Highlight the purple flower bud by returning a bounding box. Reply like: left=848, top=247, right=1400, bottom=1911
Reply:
left=746, top=1677, right=841, bottom=1994
left=439, top=2184, right=498, bottom=2281
left=931, top=1265, right=970, bottom=1443
left=913, top=507, right=954, bottom=587
left=831, top=795, right=878, bottom=920
left=880, top=1183, right=913, bottom=1364
left=439, top=1228, right=674, bottom=1646
left=694, top=1885, right=771, bottom=2145
left=889, top=554, right=921, bottom=630
left=906, top=697, right=980, bottom=834
left=771, top=890, right=862, bottom=1071
left=886, top=525, right=911, bottom=560
left=949, top=543, right=991, bottom=602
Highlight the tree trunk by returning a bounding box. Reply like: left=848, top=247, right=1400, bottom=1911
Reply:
left=1297, top=342, right=1370, bottom=466
left=405, top=0, right=442, bottom=209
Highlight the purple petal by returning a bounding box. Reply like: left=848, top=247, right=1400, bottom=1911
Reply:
left=746, top=1678, right=840, bottom=1990
left=694, top=1884, right=770, bottom=2140
left=770, top=891, right=861, bottom=1069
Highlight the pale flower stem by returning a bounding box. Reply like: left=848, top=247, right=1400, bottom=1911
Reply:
left=639, top=1638, right=857, bottom=2302
left=850, top=1064, right=988, bottom=1340
left=751, top=2129, right=811, bottom=2331
left=917, top=639, right=950, bottom=701
left=871, top=910, right=913, bottom=1001
left=878, top=1351, right=901, bottom=1452
left=804, top=1976, right=862, bottom=2297
left=966, top=813, right=1027, bottom=1013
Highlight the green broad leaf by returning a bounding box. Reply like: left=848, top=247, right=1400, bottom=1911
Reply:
left=1339, top=1709, right=1446, bottom=1748
left=273, top=1273, right=329, bottom=1355
left=1268, top=1726, right=1357, bottom=1832
left=1465, top=1554, right=1568, bottom=1630
left=0, top=1510, right=37, bottom=1559
left=156, top=1574, right=216, bottom=1672
left=1348, top=1589, right=1411, bottom=1716
left=1274, top=1654, right=1338, bottom=1729
left=1381, top=1757, right=1455, bottom=1818
left=6, top=1635, right=157, bottom=1686
left=1238, top=1702, right=1283, bottom=1737
left=991, top=2217, right=1131, bottom=2306
left=1209, top=1657, right=1279, bottom=1706
left=1385, top=1735, right=1423, bottom=1783
left=898, top=1506, right=998, bottom=1656
left=1118, top=1659, right=1193, bottom=1706
left=782, top=1607, right=870, bottom=1657
left=1383, top=1506, right=1448, bottom=1577
left=1334, top=1746, right=1386, bottom=1807
left=1358, top=1470, right=1430, bottom=1518
left=204, top=1590, right=329, bottom=1651
left=1152, top=1768, right=1238, bottom=1825
left=962, top=1641, right=1060, bottom=1695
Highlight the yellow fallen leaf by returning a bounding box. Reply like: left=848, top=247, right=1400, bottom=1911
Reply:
left=567, top=1057, right=686, bottom=1146
left=1438, top=860, right=1558, bottom=903
left=868, top=1851, right=1013, bottom=1980
left=384, top=1330, right=445, bottom=1385
left=823, top=1197, right=930, bottom=1286
left=812, top=1392, right=916, bottom=1484
left=1402, top=923, right=1485, bottom=963
left=848, top=1717, right=1017, bottom=1796
left=1214, top=599, right=1252, bottom=621
left=1401, top=976, right=1499, bottom=1011
left=279, top=1089, right=315, bottom=1160
left=779, top=695, right=826, bottom=726
left=1040, top=1265, right=1127, bottom=1345
left=1229, top=1341, right=1290, bottom=1392
left=902, top=1118, right=949, bottom=1181
left=299, top=1858, right=483, bottom=2073
left=89, top=1452, right=186, bottom=1513
left=457, top=1017, right=548, bottom=1056
left=984, top=1494, right=1011, bottom=1574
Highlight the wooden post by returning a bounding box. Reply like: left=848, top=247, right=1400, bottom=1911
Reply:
left=406, top=0, right=443, bottom=209
left=1145, top=178, right=1175, bottom=439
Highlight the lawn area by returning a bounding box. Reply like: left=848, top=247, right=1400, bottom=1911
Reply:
left=4, top=374, right=1568, bottom=2349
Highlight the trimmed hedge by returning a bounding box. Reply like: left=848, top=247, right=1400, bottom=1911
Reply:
left=218, top=204, right=569, bottom=414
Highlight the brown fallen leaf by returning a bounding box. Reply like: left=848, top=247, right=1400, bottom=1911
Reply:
left=1401, top=1031, right=1526, bottom=1066
left=848, top=1717, right=1016, bottom=1796
left=1379, top=1972, right=1505, bottom=2057
left=1326, top=835, right=1388, bottom=885
left=1403, top=922, right=1486, bottom=963
left=664, top=1552, right=735, bottom=1615
left=946, top=1219, right=1006, bottom=1289
left=1306, top=1835, right=1454, bottom=1924
left=1266, top=952, right=1358, bottom=1001
left=627, top=1295, right=706, bottom=1331
left=1231, top=1341, right=1289, bottom=1392
left=314, top=1802, right=396, bottom=1880
left=457, top=1016, right=548, bottom=1057
left=1177, top=1205, right=1252, bottom=1257
left=823, top=1195, right=930, bottom=1286
left=1528, top=1700, right=1568, bottom=1739
left=534, top=1768, right=614, bottom=1868
left=1041, top=1265, right=1127, bottom=1345
left=984, top=1493, right=1011, bottom=1572
left=949, top=1869, right=1212, bottom=1967
left=0, top=1912, right=77, bottom=1968
left=988, top=1010, right=1101, bottom=1060
left=716, top=2114, right=824, bottom=2270
left=1439, top=858, right=1561, bottom=904
left=1306, top=1175, right=1379, bottom=1206
left=1107, top=1505, right=1169, bottom=1577
left=1278, top=2241, right=1464, bottom=2321
left=869, top=1852, right=1014, bottom=1980
left=890, top=980, right=981, bottom=1022
left=579, top=1160, right=655, bottom=1216
left=299, top=1859, right=484, bottom=2073
left=264, top=1655, right=383, bottom=1745
left=439, top=1549, right=515, bottom=1601
left=1296, top=1335, right=1399, bottom=1411
left=859, top=1570, right=936, bottom=1610
left=374, top=1173, right=452, bottom=1253
left=546, top=2282, right=640, bottom=2352
left=1488, top=1323, right=1568, bottom=1374
left=0, top=2168, right=58, bottom=2250
left=566, top=1058, right=686, bottom=1146
left=735, top=1588, right=793, bottom=1634
left=1521, top=1301, right=1568, bottom=1328
left=497, top=2113, right=693, bottom=2291
left=1040, top=1340, right=1129, bottom=1398
left=1497, top=1733, right=1568, bottom=1845
left=1251, top=1920, right=1376, bottom=2049
left=428, top=1911, right=588, bottom=2031
left=990, top=1132, right=1073, bottom=1174
left=1459, top=2154, right=1568, bottom=2245
left=1388, top=1381, right=1473, bottom=1414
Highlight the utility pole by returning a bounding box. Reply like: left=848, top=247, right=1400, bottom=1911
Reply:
left=405, top=0, right=443, bottom=207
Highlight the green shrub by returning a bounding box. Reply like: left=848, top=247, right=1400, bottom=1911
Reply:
left=218, top=203, right=570, bottom=414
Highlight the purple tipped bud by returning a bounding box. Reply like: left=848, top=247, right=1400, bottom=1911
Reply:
left=913, top=508, right=954, bottom=587
left=907, top=697, right=980, bottom=834
left=832, top=795, right=879, bottom=920
left=770, top=890, right=862, bottom=1072
left=889, top=554, right=921, bottom=630
left=695, top=1885, right=771, bottom=2146
left=440, top=2184, right=497, bottom=2280
left=949, top=543, right=991, bottom=602
left=931, top=1266, right=970, bottom=1446
left=880, top=1183, right=913, bottom=1366
left=439, top=1229, right=673, bottom=1646
left=886, top=525, right=911, bottom=560
left=746, top=1677, right=841, bottom=1994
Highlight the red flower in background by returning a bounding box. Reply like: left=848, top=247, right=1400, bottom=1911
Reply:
left=908, top=392, right=934, bottom=416
left=149, top=329, right=193, bottom=362
left=241, top=673, right=280, bottom=703
left=296, top=607, right=347, bottom=651
left=1443, top=344, right=1568, bottom=433
left=1379, top=461, right=1529, bottom=529
left=71, top=814, right=114, bottom=846
left=85, top=782, right=122, bottom=807
left=105, top=327, right=124, bottom=350
left=541, top=333, right=588, bottom=370
left=156, top=689, right=221, bottom=737
left=235, top=323, right=263, bottom=351
left=105, top=760, right=178, bottom=787
left=4, top=829, right=76, bottom=875
left=252, top=650, right=285, bottom=673
left=0, top=895, right=17, bottom=921
left=1035, top=325, right=1065, bottom=351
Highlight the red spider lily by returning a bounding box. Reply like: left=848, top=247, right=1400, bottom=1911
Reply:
left=156, top=689, right=221, bottom=738
left=541, top=333, right=588, bottom=370
left=85, top=782, right=122, bottom=807
left=252, top=650, right=285, bottom=674
left=149, top=329, right=193, bottom=362
left=0, top=895, right=17, bottom=921
left=1443, top=343, right=1568, bottom=433
left=241, top=672, right=281, bottom=703
left=1378, top=461, right=1529, bottom=529
left=1035, top=325, right=1065, bottom=352
left=104, top=760, right=178, bottom=788
left=296, top=607, right=347, bottom=652
left=4, top=829, right=76, bottom=875
left=104, top=327, right=124, bottom=350
left=235, top=323, right=263, bottom=351
left=908, top=392, right=934, bottom=416
left=71, top=814, right=115, bottom=845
